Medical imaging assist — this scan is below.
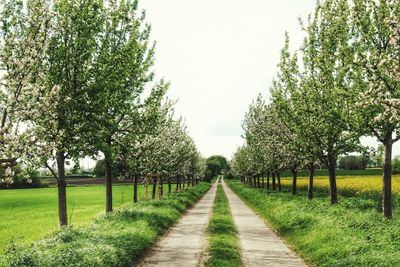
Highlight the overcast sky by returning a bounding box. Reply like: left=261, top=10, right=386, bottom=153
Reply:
left=137, top=1, right=391, bottom=160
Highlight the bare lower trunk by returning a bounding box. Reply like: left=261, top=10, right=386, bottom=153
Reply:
left=383, top=137, right=393, bottom=218
left=267, top=173, right=270, bottom=189
left=291, top=170, right=297, bottom=195
left=168, top=177, right=172, bottom=193
left=160, top=177, right=164, bottom=197
left=272, top=173, right=276, bottom=190
left=277, top=173, right=281, bottom=192
left=105, top=151, right=113, bottom=212
left=133, top=175, right=138, bottom=203
left=308, top=167, right=315, bottom=200
left=257, top=176, right=260, bottom=188
left=56, top=151, right=67, bottom=226
left=152, top=177, right=156, bottom=199
left=328, top=156, right=338, bottom=204
left=262, top=176, right=265, bottom=189
left=176, top=175, right=179, bottom=192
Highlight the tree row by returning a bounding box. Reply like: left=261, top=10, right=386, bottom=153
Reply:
left=0, top=0, right=206, bottom=226
left=232, top=0, right=400, bottom=218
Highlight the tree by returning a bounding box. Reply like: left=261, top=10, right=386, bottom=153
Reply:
left=206, top=155, right=229, bottom=177
left=271, top=34, right=320, bottom=199
left=338, top=155, right=369, bottom=170
left=91, top=1, right=156, bottom=212
left=0, top=0, right=52, bottom=174
left=352, top=0, right=400, bottom=218
left=287, top=0, right=360, bottom=204
left=30, top=0, right=104, bottom=226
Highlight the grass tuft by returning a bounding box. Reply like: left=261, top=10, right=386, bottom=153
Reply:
left=205, top=184, right=242, bottom=267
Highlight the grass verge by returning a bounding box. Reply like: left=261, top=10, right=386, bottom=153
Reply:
left=1, top=183, right=210, bottom=267
left=228, top=180, right=400, bottom=267
left=205, top=184, right=242, bottom=267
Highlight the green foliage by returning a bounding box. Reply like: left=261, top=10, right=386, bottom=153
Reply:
left=338, top=155, right=369, bottom=170
left=206, top=185, right=242, bottom=267
left=392, top=156, right=400, bottom=175
left=93, top=159, right=128, bottom=178
left=1, top=183, right=211, bottom=266
left=223, top=170, right=234, bottom=180
left=206, top=156, right=230, bottom=177
left=228, top=181, right=400, bottom=267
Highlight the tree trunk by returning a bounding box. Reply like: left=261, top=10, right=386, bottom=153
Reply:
left=168, top=177, right=172, bottom=193
left=272, top=173, right=276, bottom=190
left=383, top=137, right=393, bottom=218
left=308, top=166, right=315, bottom=200
left=328, top=156, right=338, bottom=204
left=262, top=176, right=265, bottom=189
left=267, top=173, right=270, bottom=189
left=257, top=176, right=260, bottom=188
left=176, top=175, right=179, bottom=192
left=56, top=151, right=67, bottom=226
left=160, top=177, right=164, bottom=197
left=253, top=176, right=257, bottom=188
left=291, top=170, right=297, bottom=195
left=152, top=176, right=156, bottom=199
left=104, top=151, right=113, bottom=212
left=133, top=175, right=138, bottom=203
left=277, top=173, right=281, bottom=192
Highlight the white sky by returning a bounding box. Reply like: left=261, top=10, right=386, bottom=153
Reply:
left=136, top=0, right=396, bottom=160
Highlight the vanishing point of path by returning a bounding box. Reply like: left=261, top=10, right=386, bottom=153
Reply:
left=222, top=179, right=307, bottom=267
left=139, top=178, right=307, bottom=267
left=138, top=179, right=218, bottom=267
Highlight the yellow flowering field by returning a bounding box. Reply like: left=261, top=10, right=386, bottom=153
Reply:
left=281, top=175, right=400, bottom=195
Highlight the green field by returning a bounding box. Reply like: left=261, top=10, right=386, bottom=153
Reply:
left=0, top=184, right=172, bottom=252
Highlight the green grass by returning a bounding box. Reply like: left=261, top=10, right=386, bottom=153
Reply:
left=1, top=182, right=211, bottom=267
left=228, top=180, right=400, bottom=267
left=0, top=183, right=174, bottom=253
left=206, top=184, right=242, bottom=267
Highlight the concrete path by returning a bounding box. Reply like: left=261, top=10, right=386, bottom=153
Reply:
left=138, top=180, right=218, bottom=267
left=222, top=179, right=307, bottom=267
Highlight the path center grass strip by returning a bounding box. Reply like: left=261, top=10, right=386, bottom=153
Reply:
left=0, top=183, right=210, bottom=267
left=205, top=183, right=242, bottom=267
left=228, top=180, right=400, bottom=267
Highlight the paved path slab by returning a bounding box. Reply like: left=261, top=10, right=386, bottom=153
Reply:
left=222, top=180, right=307, bottom=267
left=138, top=180, right=218, bottom=267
